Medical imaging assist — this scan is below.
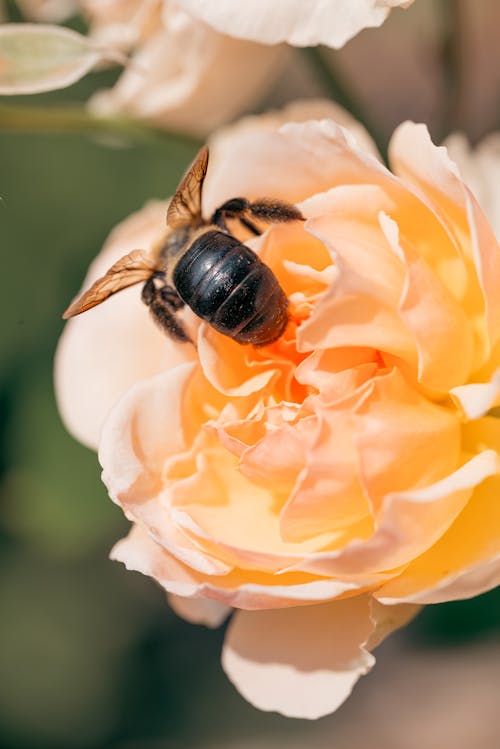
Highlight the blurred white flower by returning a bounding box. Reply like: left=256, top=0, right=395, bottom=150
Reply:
left=88, top=3, right=288, bottom=137
left=15, top=0, right=417, bottom=136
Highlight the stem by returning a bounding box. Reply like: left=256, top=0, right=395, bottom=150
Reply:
left=439, top=0, right=466, bottom=138
left=0, top=102, right=202, bottom=149
left=303, top=46, right=387, bottom=158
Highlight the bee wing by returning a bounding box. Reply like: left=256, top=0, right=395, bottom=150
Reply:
left=167, top=146, right=209, bottom=229
left=63, top=249, right=156, bottom=318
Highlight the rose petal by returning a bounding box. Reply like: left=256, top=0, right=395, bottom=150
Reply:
left=111, top=524, right=206, bottom=598
left=389, top=122, right=500, bottom=363
left=279, top=409, right=372, bottom=543
left=221, top=595, right=416, bottom=719
left=379, top=212, right=474, bottom=392
left=354, top=369, right=461, bottom=510
left=168, top=593, right=231, bottom=628
left=375, top=417, right=500, bottom=604
left=176, top=0, right=414, bottom=49
left=99, top=363, right=195, bottom=494
left=297, top=206, right=419, bottom=360
left=112, top=524, right=393, bottom=610
left=197, top=325, right=279, bottom=397
left=98, top=364, right=234, bottom=576
left=222, top=596, right=375, bottom=718
left=293, top=450, right=498, bottom=577
left=168, top=445, right=343, bottom=573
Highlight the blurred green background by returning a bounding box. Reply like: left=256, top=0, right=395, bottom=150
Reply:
left=1, top=3, right=500, bottom=749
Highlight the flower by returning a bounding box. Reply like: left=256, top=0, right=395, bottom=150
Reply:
left=85, top=1, right=289, bottom=138
left=175, top=0, right=416, bottom=49
left=56, top=101, right=500, bottom=718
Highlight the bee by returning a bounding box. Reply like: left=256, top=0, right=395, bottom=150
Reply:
left=63, top=147, right=304, bottom=346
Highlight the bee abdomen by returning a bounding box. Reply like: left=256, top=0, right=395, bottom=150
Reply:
left=173, top=230, right=288, bottom=345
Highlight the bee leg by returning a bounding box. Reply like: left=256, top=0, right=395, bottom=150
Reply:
left=160, top=285, right=185, bottom=310
left=211, top=198, right=247, bottom=228
left=211, top=197, right=304, bottom=237
left=142, top=278, right=191, bottom=343
left=211, top=198, right=254, bottom=234
left=237, top=216, right=262, bottom=236
left=247, top=199, right=304, bottom=224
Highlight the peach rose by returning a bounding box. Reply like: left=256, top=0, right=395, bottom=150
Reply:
left=56, top=102, right=500, bottom=718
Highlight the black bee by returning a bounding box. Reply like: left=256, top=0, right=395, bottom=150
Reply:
left=63, top=147, right=304, bottom=345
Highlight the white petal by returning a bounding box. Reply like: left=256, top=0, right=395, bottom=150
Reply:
left=176, top=0, right=414, bottom=49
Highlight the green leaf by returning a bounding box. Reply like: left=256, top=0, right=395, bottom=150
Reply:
left=0, top=23, right=111, bottom=94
